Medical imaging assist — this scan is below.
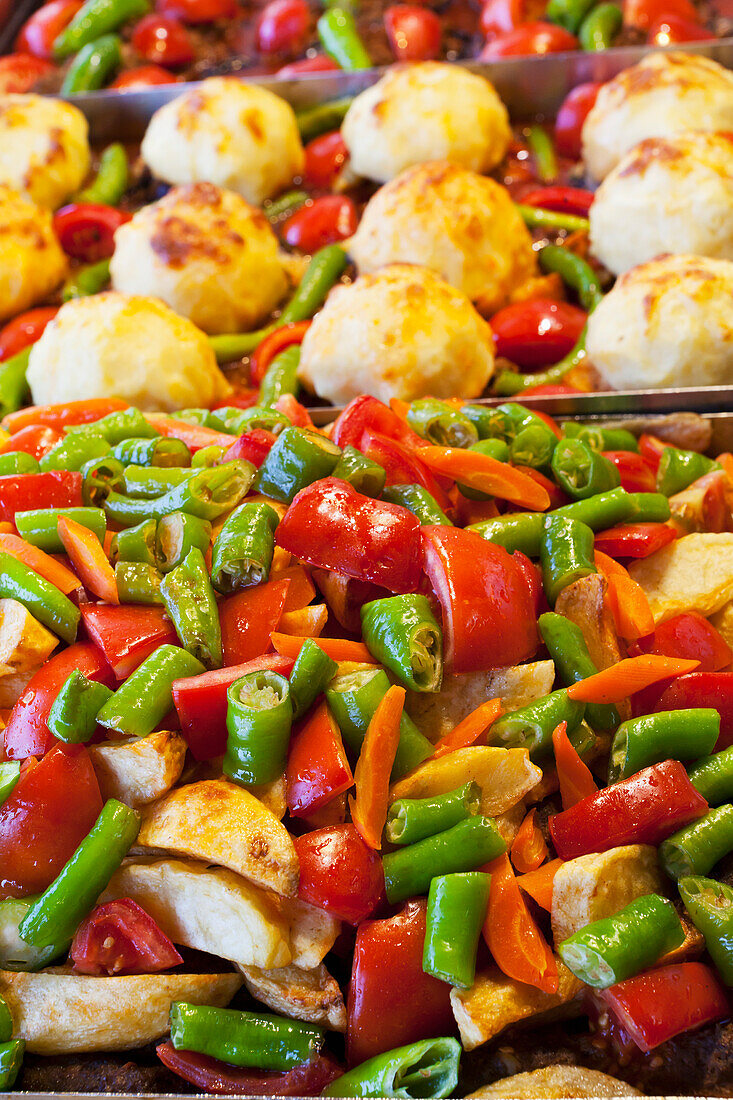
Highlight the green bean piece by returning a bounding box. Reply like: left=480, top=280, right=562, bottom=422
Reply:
left=688, top=746, right=733, bottom=805
left=386, top=782, right=481, bottom=846
left=69, top=406, right=160, bottom=446
left=123, top=465, right=195, bottom=498
left=382, top=484, right=451, bottom=525
left=0, top=762, right=20, bottom=807
left=170, top=1002, right=323, bottom=1070
left=0, top=348, right=31, bottom=419
left=317, top=7, right=372, bottom=68
left=81, top=454, right=125, bottom=506
left=332, top=445, right=386, bottom=497
left=516, top=205, right=591, bottom=234
left=424, top=872, right=491, bottom=989
left=97, top=644, right=205, bottom=737
left=361, top=594, right=443, bottom=693
left=265, top=189, right=309, bottom=223
left=556, top=487, right=671, bottom=526
left=510, top=424, right=558, bottom=470
left=383, top=816, right=506, bottom=905
left=608, top=709, right=720, bottom=784
left=0, top=452, right=39, bottom=476
left=679, top=876, right=733, bottom=986
left=326, top=668, right=434, bottom=779
left=490, top=688, right=585, bottom=760
left=54, top=0, right=150, bottom=57
left=545, top=0, right=595, bottom=33
left=19, top=800, right=140, bottom=948
left=551, top=438, right=620, bottom=500
left=561, top=423, right=639, bottom=453
left=407, top=400, right=479, bottom=448
left=170, top=408, right=211, bottom=426
left=40, top=429, right=110, bottom=473
left=224, top=670, right=293, bottom=786
left=469, top=511, right=543, bottom=555
left=526, top=124, right=558, bottom=182
left=659, top=805, right=733, bottom=880
left=255, top=427, right=341, bottom=504
left=110, top=518, right=158, bottom=567
left=538, top=612, right=619, bottom=731
left=191, top=444, right=226, bottom=468
left=0, top=551, right=79, bottom=643
left=60, top=33, right=122, bottom=93
left=116, top=561, right=164, bottom=605
left=322, top=1037, right=461, bottom=1099
left=156, top=511, right=212, bottom=573
left=296, top=98, right=353, bottom=143
left=579, top=1, right=622, bottom=48
left=160, top=548, right=222, bottom=670
left=539, top=245, right=603, bottom=312
left=558, top=894, right=685, bottom=988
left=0, top=896, right=68, bottom=970
left=0, top=1041, right=24, bottom=1089
left=461, top=405, right=516, bottom=443
left=259, top=346, right=301, bottom=408
left=209, top=405, right=290, bottom=436
left=15, top=507, right=105, bottom=553
left=289, top=640, right=338, bottom=721
left=540, top=514, right=597, bottom=605
left=76, top=142, right=128, bottom=206
left=47, top=670, right=113, bottom=743
left=62, top=258, right=111, bottom=301
left=105, top=462, right=254, bottom=527
left=113, top=436, right=190, bottom=468
left=0, top=996, right=11, bottom=1042
left=657, top=447, right=718, bottom=497
left=211, top=502, right=279, bottom=593
left=494, top=333, right=588, bottom=396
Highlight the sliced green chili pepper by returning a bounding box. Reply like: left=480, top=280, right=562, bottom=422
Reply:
left=0, top=452, right=39, bottom=476
left=545, top=0, right=595, bottom=33
left=0, top=1041, right=24, bottom=1089
left=113, top=436, right=190, bottom=468
left=39, top=430, right=110, bottom=473
left=123, top=465, right=195, bottom=498
left=265, top=189, right=309, bottom=224
left=381, top=484, right=451, bottom=525
left=0, top=762, right=20, bottom=807
left=156, top=511, right=212, bottom=572
left=224, top=670, right=293, bottom=786
left=497, top=403, right=553, bottom=432
left=332, top=445, right=386, bottom=497
left=70, top=406, right=160, bottom=446
left=461, top=405, right=516, bottom=443
left=19, top=799, right=140, bottom=948
left=0, top=348, right=31, bottom=420
left=510, top=424, right=557, bottom=470
left=208, top=406, right=288, bottom=437
left=160, top=548, right=222, bottom=670
left=540, top=244, right=603, bottom=312
left=383, top=816, right=505, bottom=905
left=407, top=400, right=479, bottom=449
left=255, top=427, right=341, bottom=504
left=318, top=7, right=372, bottom=68
left=659, top=804, right=733, bottom=880
left=494, top=332, right=588, bottom=396
left=469, top=511, right=543, bottom=555
left=424, top=872, right=490, bottom=989
left=0, top=551, right=79, bottom=643
left=97, top=644, right=204, bottom=737
left=105, top=462, right=253, bottom=527
left=76, top=142, right=128, bottom=206
left=688, top=746, right=733, bottom=806
left=361, top=594, right=442, bottom=693
left=0, top=997, right=11, bottom=1043
left=558, top=894, right=684, bottom=988
left=386, top=783, right=481, bottom=846
left=211, top=502, right=279, bottom=593
left=296, top=98, right=353, bottom=144
left=551, top=438, right=620, bottom=500
left=47, top=670, right=113, bottom=743
left=259, top=346, right=301, bottom=408
left=579, top=1, right=622, bottom=48
left=61, top=33, right=122, bottom=93
left=322, top=1037, right=461, bottom=1099
left=556, top=487, right=671, bottom=527
left=289, top=639, right=338, bottom=721
left=569, top=718, right=597, bottom=760
left=0, top=897, right=67, bottom=971
left=538, top=612, right=619, bottom=731
left=657, top=448, right=718, bottom=497
left=80, top=454, right=125, bottom=506
left=62, top=258, right=110, bottom=302
left=109, top=518, right=157, bottom=567
left=169, top=1002, right=323, bottom=1070
left=608, top=709, right=720, bottom=784
left=679, top=876, right=733, bottom=986
left=490, top=688, right=585, bottom=759
left=526, top=124, right=558, bottom=182
left=561, top=423, right=639, bottom=453
left=540, top=514, right=597, bottom=605
left=191, top=444, right=226, bottom=468
left=171, top=408, right=210, bottom=426
left=516, top=205, right=591, bottom=234
left=15, top=506, right=105, bottom=553
left=55, top=0, right=149, bottom=57
left=116, top=561, right=164, bottom=605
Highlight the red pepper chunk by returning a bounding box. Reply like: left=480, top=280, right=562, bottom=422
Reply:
left=653, top=672, right=733, bottom=749
left=422, top=524, right=538, bottom=673
left=286, top=701, right=354, bottom=817
left=332, top=395, right=423, bottom=453
left=549, top=759, right=708, bottom=860
left=594, top=522, right=676, bottom=559
left=71, top=898, right=183, bottom=975
left=80, top=604, right=178, bottom=681
left=0, top=471, right=82, bottom=522
left=641, top=612, right=733, bottom=673
left=276, top=478, right=422, bottom=594
left=295, top=823, right=384, bottom=925
left=0, top=424, right=62, bottom=460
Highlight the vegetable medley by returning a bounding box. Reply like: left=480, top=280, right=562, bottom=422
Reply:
left=0, top=385, right=731, bottom=1095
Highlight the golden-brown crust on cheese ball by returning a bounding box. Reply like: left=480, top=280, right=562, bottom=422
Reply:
left=0, top=94, right=89, bottom=209
left=0, top=185, right=66, bottom=323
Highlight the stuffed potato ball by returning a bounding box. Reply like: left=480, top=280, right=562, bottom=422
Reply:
left=0, top=94, right=90, bottom=210
left=0, top=185, right=66, bottom=324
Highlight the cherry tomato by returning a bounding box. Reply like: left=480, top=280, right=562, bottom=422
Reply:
left=276, top=53, right=339, bottom=76
left=282, top=195, right=358, bottom=251
left=0, top=307, right=58, bottom=362
left=0, top=53, right=54, bottom=94
left=480, top=20, right=579, bottom=56
left=480, top=0, right=545, bottom=36
left=110, top=64, right=179, bottom=88
left=554, top=81, right=602, bottom=159
left=53, top=204, right=132, bottom=263
left=131, top=14, right=195, bottom=65
left=295, top=824, right=384, bottom=924
left=520, top=185, right=594, bottom=217
left=623, top=0, right=700, bottom=28
left=155, top=0, right=237, bottom=22
left=490, top=298, right=587, bottom=369
left=647, top=12, right=711, bottom=39
left=15, top=0, right=82, bottom=60
left=384, top=4, right=442, bottom=60
left=71, top=899, right=183, bottom=975
left=303, top=130, right=349, bottom=189
left=256, top=0, right=310, bottom=53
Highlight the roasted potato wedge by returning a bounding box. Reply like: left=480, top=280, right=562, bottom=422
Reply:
left=239, top=962, right=346, bottom=1031
left=274, top=895, right=341, bottom=970
left=465, top=1066, right=642, bottom=1098
left=0, top=669, right=35, bottom=710
left=250, top=774, right=287, bottom=820
left=89, top=730, right=186, bottom=808
left=389, top=747, right=542, bottom=817
left=0, top=600, right=57, bottom=675
left=629, top=533, right=733, bottom=623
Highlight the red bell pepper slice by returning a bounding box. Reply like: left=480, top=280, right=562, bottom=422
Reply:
left=0, top=743, right=102, bottom=899
left=174, top=654, right=294, bottom=761
left=276, top=478, right=423, bottom=594
left=637, top=611, right=732, bottom=673
left=519, top=186, right=594, bottom=217
left=549, top=759, right=708, bottom=860
left=601, top=451, right=657, bottom=494
left=347, top=899, right=454, bottom=1065
left=249, top=322, right=312, bottom=386
left=0, top=471, right=82, bottom=522
left=594, top=521, right=676, bottom=559
left=0, top=424, right=62, bottom=459
left=652, top=672, right=733, bottom=749
left=360, top=430, right=451, bottom=511
left=53, top=204, right=132, bottom=263
left=422, top=524, right=538, bottom=673
left=274, top=394, right=315, bottom=430
left=332, top=395, right=423, bottom=452
left=157, top=1044, right=343, bottom=1096
left=597, top=963, right=728, bottom=1053
left=80, top=604, right=178, bottom=681
left=219, top=578, right=290, bottom=665
left=4, top=642, right=114, bottom=759
left=70, top=898, right=183, bottom=975
left=223, top=428, right=277, bottom=468
left=638, top=433, right=668, bottom=473
left=286, top=700, right=354, bottom=817
left=295, top=823, right=384, bottom=925
left=2, top=398, right=127, bottom=434
left=0, top=307, right=59, bottom=361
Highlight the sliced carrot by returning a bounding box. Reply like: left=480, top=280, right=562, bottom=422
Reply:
left=389, top=398, right=411, bottom=421
left=278, top=604, right=328, bottom=638
left=2, top=398, right=127, bottom=434
left=517, top=858, right=564, bottom=912
left=566, top=654, right=699, bottom=704
left=144, top=414, right=237, bottom=453
left=103, top=530, right=115, bottom=558
left=432, top=698, right=503, bottom=758
left=349, top=684, right=405, bottom=850
left=0, top=533, right=79, bottom=594
left=717, top=453, right=733, bottom=482
left=595, top=549, right=654, bottom=641
left=552, top=720, right=597, bottom=811
left=483, top=853, right=558, bottom=993
left=418, top=445, right=551, bottom=511
left=270, top=633, right=376, bottom=664
left=272, top=564, right=317, bottom=612
left=57, top=516, right=118, bottom=605
left=0, top=523, right=13, bottom=534
left=511, top=808, right=549, bottom=874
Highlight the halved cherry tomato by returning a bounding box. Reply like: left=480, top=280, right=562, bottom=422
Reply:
left=282, top=196, right=358, bottom=252
left=0, top=307, right=58, bottom=362
left=71, top=899, right=183, bottom=975
left=249, top=321, right=311, bottom=385
left=276, top=53, right=339, bottom=76
left=602, top=450, right=657, bottom=493
left=131, top=14, right=195, bottom=66
left=481, top=20, right=579, bottom=56
left=554, top=82, right=602, bottom=160
left=295, top=824, right=384, bottom=924
left=520, top=185, right=594, bottom=217
left=110, top=64, right=179, bottom=88
left=384, top=4, right=442, bottom=60
left=16, top=0, right=82, bottom=59
left=303, top=131, right=349, bottom=190
left=480, top=0, right=546, bottom=37
left=256, top=0, right=310, bottom=53
left=0, top=54, right=54, bottom=94
left=623, top=0, right=700, bottom=29
left=491, top=298, right=587, bottom=369
left=155, top=0, right=237, bottom=21
left=53, top=204, right=131, bottom=263
left=647, top=12, right=710, bottom=39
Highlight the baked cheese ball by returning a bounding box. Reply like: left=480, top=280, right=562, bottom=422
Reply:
left=341, top=63, right=511, bottom=184
left=141, top=78, right=304, bottom=206
left=0, top=94, right=90, bottom=209
left=298, top=264, right=495, bottom=405
left=582, top=51, right=733, bottom=182
left=0, top=185, right=66, bottom=324
left=27, top=293, right=231, bottom=412
left=590, top=132, right=733, bottom=275
left=348, top=162, right=536, bottom=314
left=110, top=183, right=288, bottom=335
left=586, top=254, right=733, bottom=390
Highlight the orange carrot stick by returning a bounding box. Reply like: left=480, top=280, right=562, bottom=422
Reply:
left=350, top=685, right=405, bottom=850
left=272, top=564, right=317, bottom=612
left=511, top=808, right=549, bottom=874
left=595, top=550, right=654, bottom=641
left=552, top=720, right=597, bottom=811
left=144, top=414, right=237, bottom=452
left=0, top=533, right=79, bottom=594
left=483, top=853, right=558, bottom=993
left=2, top=398, right=127, bottom=433
left=417, top=445, right=551, bottom=511
left=566, top=654, right=699, bottom=704
left=270, top=633, right=376, bottom=664
left=278, top=604, right=328, bottom=638
left=517, top=858, right=564, bottom=912
left=57, top=516, right=118, bottom=605
left=432, top=698, right=503, bottom=758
